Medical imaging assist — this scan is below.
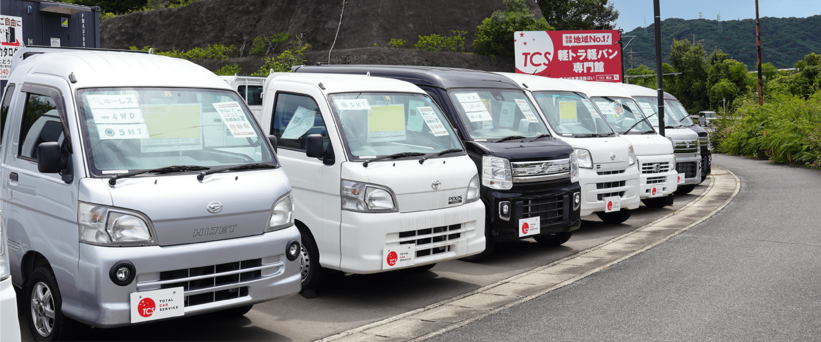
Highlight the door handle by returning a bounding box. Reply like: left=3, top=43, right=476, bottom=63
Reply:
left=10, top=172, right=18, bottom=182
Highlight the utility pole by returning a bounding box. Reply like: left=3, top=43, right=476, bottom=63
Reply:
left=654, top=0, right=665, bottom=136
left=755, top=0, right=764, bottom=105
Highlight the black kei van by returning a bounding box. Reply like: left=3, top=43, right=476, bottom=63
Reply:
left=664, top=92, right=711, bottom=183
left=294, top=65, right=582, bottom=260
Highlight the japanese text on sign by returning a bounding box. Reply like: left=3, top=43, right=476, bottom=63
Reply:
left=0, top=15, right=23, bottom=80
left=515, top=30, right=622, bottom=83
left=213, top=102, right=257, bottom=137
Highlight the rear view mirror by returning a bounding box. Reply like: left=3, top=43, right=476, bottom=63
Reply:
left=37, top=142, right=63, bottom=173
left=268, top=135, right=278, bottom=153
left=305, top=134, right=324, bottom=158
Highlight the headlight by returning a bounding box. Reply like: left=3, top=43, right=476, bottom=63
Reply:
left=671, top=155, right=677, bottom=171
left=266, top=192, right=294, bottom=232
left=575, top=148, right=593, bottom=169
left=79, top=202, right=155, bottom=246
left=341, top=180, right=397, bottom=212
left=466, top=175, right=480, bottom=202
left=482, top=156, right=512, bottom=190
left=628, top=145, right=637, bottom=166
left=570, top=150, right=579, bottom=183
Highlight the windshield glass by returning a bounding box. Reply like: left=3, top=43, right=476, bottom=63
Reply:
left=328, top=92, right=462, bottom=159
left=532, top=91, right=615, bottom=137
left=665, top=100, right=695, bottom=126
left=77, top=88, right=274, bottom=176
left=591, top=97, right=655, bottom=134
left=447, top=89, right=550, bottom=141
left=632, top=96, right=683, bottom=128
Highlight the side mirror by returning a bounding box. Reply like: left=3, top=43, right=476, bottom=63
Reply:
left=37, top=142, right=63, bottom=173
left=268, top=135, right=278, bottom=153
left=305, top=134, right=324, bottom=158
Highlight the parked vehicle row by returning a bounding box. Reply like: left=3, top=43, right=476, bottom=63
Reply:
left=1, top=47, right=709, bottom=341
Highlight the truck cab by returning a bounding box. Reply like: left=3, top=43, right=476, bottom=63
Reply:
left=612, top=83, right=702, bottom=194
left=293, top=65, right=581, bottom=260
left=664, top=92, right=712, bottom=184
left=500, top=73, right=641, bottom=224
left=1, top=47, right=301, bottom=340
left=567, top=80, right=678, bottom=208
left=219, top=75, right=265, bottom=117
left=258, top=73, right=486, bottom=289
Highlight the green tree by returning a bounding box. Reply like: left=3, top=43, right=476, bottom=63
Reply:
left=57, top=0, right=147, bottom=14
left=473, top=0, right=552, bottom=56
left=705, top=48, right=752, bottom=109
left=537, top=0, right=619, bottom=31
left=668, top=39, right=708, bottom=112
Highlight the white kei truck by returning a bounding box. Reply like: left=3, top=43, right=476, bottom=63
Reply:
left=258, top=73, right=486, bottom=290
left=219, top=75, right=265, bottom=117
left=567, top=80, right=679, bottom=208
left=1, top=47, right=302, bottom=341
left=500, top=73, right=641, bottom=224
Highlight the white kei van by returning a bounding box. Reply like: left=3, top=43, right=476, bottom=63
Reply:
left=1, top=211, right=21, bottom=341
left=258, top=73, right=486, bottom=290
left=567, top=80, right=679, bottom=208
left=219, top=75, right=265, bottom=117
left=500, top=73, right=640, bottom=224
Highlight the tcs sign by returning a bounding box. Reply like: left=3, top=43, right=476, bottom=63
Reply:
left=514, top=30, right=622, bottom=82
left=514, top=31, right=554, bottom=75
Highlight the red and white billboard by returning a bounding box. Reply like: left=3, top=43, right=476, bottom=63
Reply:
left=514, top=30, right=622, bottom=82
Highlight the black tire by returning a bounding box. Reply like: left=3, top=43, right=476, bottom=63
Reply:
left=596, top=209, right=632, bottom=224
left=407, top=263, right=437, bottom=273
left=25, top=267, right=77, bottom=342
left=700, top=173, right=708, bottom=184
left=533, top=232, right=572, bottom=246
left=298, top=230, right=326, bottom=291
left=460, top=226, right=495, bottom=262
left=218, top=305, right=253, bottom=317
left=675, top=184, right=696, bottom=195
left=641, top=197, right=669, bottom=208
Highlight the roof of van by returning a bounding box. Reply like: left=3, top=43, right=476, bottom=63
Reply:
left=10, top=50, right=230, bottom=90
left=497, top=72, right=585, bottom=93
left=293, top=65, right=523, bottom=90
left=562, top=79, right=633, bottom=98
left=609, top=83, right=658, bottom=97
left=265, top=72, right=426, bottom=94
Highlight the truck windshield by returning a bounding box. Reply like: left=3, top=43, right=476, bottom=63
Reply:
left=632, top=96, right=683, bottom=128
left=77, top=88, right=275, bottom=176
left=327, top=92, right=462, bottom=159
left=447, top=89, right=550, bottom=141
left=591, top=96, right=654, bottom=134
left=665, top=100, right=695, bottom=126
left=532, top=91, right=615, bottom=137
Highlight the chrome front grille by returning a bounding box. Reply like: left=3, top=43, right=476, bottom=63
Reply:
left=512, top=158, right=570, bottom=183
left=641, top=162, right=670, bottom=174
left=646, top=176, right=666, bottom=184
left=522, top=196, right=564, bottom=223
left=597, top=170, right=625, bottom=175
left=677, top=162, right=698, bottom=178
left=399, top=224, right=465, bottom=258
left=674, top=140, right=699, bottom=153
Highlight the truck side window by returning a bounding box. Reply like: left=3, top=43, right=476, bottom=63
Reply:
left=246, top=86, right=263, bottom=106
left=237, top=85, right=246, bottom=100
left=18, top=93, right=63, bottom=160
left=272, top=93, right=329, bottom=151
left=0, top=83, right=15, bottom=145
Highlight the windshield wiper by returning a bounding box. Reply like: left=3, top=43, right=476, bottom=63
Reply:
left=419, top=149, right=463, bottom=164
left=109, top=165, right=209, bottom=185
left=623, top=113, right=656, bottom=135
left=528, top=134, right=552, bottom=142
left=640, top=130, right=657, bottom=134
left=197, top=163, right=276, bottom=180
left=495, top=135, right=527, bottom=143
left=363, top=152, right=426, bottom=167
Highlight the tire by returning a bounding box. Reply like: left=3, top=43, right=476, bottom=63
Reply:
left=641, top=197, right=668, bottom=208
left=675, top=184, right=696, bottom=195
left=533, top=232, right=572, bottom=246
left=700, top=173, right=708, bottom=184
left=25, top=267, right=77, bottom=342
left=218, top=305, right=253, bottom=317
left=407, top=263, right=437, bottom=273
left=460, top=225, right=495, bottom=262
left=298, top=230, right=326, bottom=291
left=596, top=209, right=632, bottom=224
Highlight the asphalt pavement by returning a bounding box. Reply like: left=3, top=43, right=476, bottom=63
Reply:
left=429, top=154, right=821, bottom=341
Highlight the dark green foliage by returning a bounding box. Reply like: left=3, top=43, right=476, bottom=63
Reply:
left=474, top=0, right=552, bottom=56
left=414, top=31, right=466, bottom=53
left=252, top=39, right=311, bottom=76
left=251, top=33, right=291, bottom=56
left=388, top=39, right=407, bottom=49
left=537, top=0, right=618, bottom=31
left=214, top=64, right=241, bottom=76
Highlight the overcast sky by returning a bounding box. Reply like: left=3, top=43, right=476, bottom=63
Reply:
left=610, top=0, right=821, bottom=31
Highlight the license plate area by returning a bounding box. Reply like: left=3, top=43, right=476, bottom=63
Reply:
left=130, top=287, right=185, bottom=323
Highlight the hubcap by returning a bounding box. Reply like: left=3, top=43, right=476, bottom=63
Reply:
left=299, top=244, right=311, bottom=283
left=30, top=282, right=55, bottom=337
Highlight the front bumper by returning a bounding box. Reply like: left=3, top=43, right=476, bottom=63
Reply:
left=484, top=181, right=582, bottom=243
left=339, top=200, right=486, bottom=274
left=638, top=155, right=678, bottom=199
left=0, top=276, right=21, bottom=342
left=674, top=153, right=702, bottom=185
left=73, top=226, right=302, bottom=328
left=579, top=163, right=641, bottom=216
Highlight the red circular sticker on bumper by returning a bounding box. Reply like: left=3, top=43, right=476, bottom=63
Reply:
left=137, top=298, right=156, bottom=318
left=522, top=222, right=529, bottom=235
left=386, top=251, right=398, bottom=266
left=652, top=187, right=657, bottom=196
left=607, top=201, right=613, bottom=211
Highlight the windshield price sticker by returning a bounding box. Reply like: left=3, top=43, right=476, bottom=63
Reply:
left=417, top=107, right=449, bottom=136
left=407, top=100, right=427, bottom=132
left=334, top=99, right=371, bottom=111
left=368, top=104, right=406, bottom=142
left=581, top=99, right=599, bottom=115
left=281, top=106, right=316, bottom=139
left=460, top=101, right=488, bottom=113
left=130, top=287, right=185, bottom=323
left=594, top=101, right=616, bottom=115
left=383, top=244, right=415, bottom=269
left=604, top=196, right=621, bottom=213
left=518, top=216, right=541, bottom=237
left=91, top=108, right=145, bottom=124
left=625, top=102, right=640, bottom=114
left=465, top=110, right=493, bottom=122
left=514, top=99, right=540, bottom=123
left=638, top=102, right=656, bottom=115
left=140, top=104, right=203, bottom=153
left=97, top=124, right=150, bottom=140
left=559, top=101, right=578, bottom=123
left=87, top=94, right=140, bottom=109
left=455, top=93, right=482, bottom=103
left=213, top=102, right=257, bottom=138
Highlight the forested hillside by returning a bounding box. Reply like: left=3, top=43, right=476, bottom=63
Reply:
left=622, top=16, right=821, bottom=70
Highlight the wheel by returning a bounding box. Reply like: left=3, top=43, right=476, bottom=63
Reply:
left=700, top=173, right=708, bottom=184
left=298, top=230, right=326, bottom=291
left=218, top=305, right=253, bottom=317
left=641, top=197, right=669, bottom=208
left=533, top=232, right=572, bottom=246
left=596, top=209, right=632, bottom=224
left=675, top=184, right=696, bottom=195
left=25, top=267, right=77, bottom=342
left=407, top=263, right=437, bottom=273
left=460, top=225, right=495, bottom=262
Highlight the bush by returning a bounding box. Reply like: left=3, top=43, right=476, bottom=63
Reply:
left=214, top=64, right=241, bottom=76
left=388, top=39, right=406, bottom=49
left=131, top=44, right=236, bottom=61
left=414, top=31, right=466, bottom=53
left=252, top=39, right=311, bottom=76
left=473, top=0, right=552, bottom=56
left=251, top=33, right=290, bottom=56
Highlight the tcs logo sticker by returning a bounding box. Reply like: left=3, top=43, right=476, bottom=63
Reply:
left=386, top=251, right=398, bottom=266
left=521, top=222, right=529, bottom=235
left=137, top=298, right=155, bottom=318
left=607, top=201, right=613, bottom=211
left=651, top=187, right=657, bottom=196
left=514, top=31, right=554, bottom=76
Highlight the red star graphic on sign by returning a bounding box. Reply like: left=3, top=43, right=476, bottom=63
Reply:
left=524, top=42, right=527, bottom=45
left=520, top=32, right=525, bottom=37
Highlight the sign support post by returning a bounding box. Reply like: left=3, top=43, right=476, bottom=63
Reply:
left=653, top=0, right=665, bottom=137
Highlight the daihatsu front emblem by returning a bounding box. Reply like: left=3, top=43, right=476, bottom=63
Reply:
left=431, top=180, right=441, bottom=190
left=610, top=153, right=616, bottom=161
left=685, top=141, right=690, bottom=148
left=206, top=201, right=223, bottom=214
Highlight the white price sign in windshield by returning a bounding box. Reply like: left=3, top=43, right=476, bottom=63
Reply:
left=334, top=99, right=371, bottom=110
left=455, top=93, right=482, bottom=103
left=97, top=124, right=150, bottom=140
left=460, top=101, right=487, bottom=113
left=638, top=102, right=656, bottom=114
left=514, top=99, right=539, bottom=123
left=418, top=107, right=449, bottom=136
left=87, top=94, right=140, bottom=109
left=213, top=102, right=257, bottom=138
left=91, top=108, right=145, bottom=124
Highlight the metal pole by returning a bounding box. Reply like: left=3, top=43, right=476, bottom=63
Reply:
left=755, top=0, right=764, bottom=105
left=619, top=29, right=626, bottom=83
left=654, top=0, right=665, bottom=136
